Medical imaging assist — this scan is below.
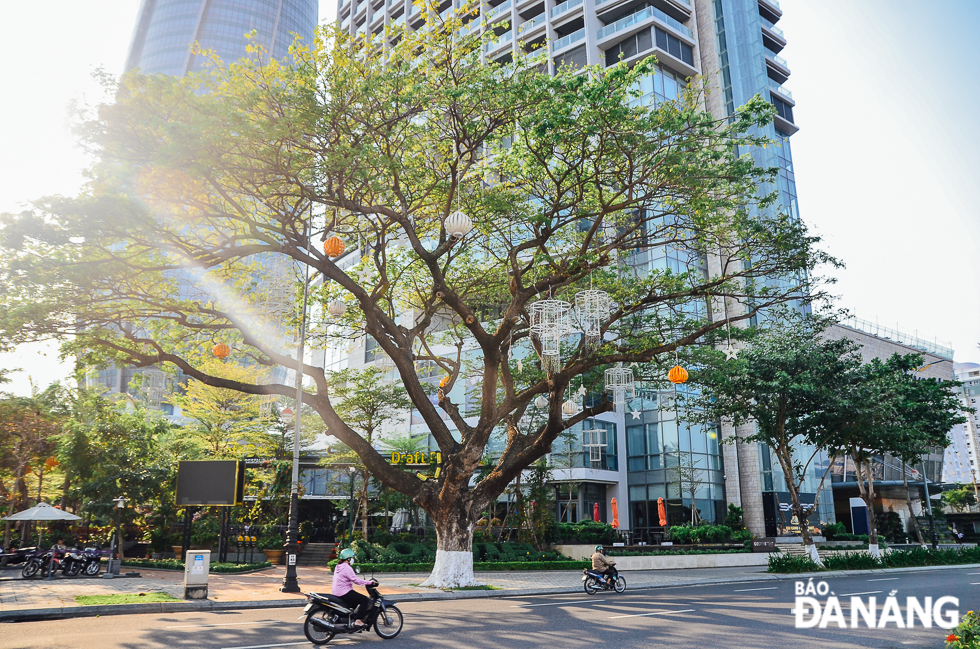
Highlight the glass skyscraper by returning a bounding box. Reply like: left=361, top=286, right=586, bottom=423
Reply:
left=333, top=0, right=807, bottom=538
left=126, top=0, right=318, bottom=76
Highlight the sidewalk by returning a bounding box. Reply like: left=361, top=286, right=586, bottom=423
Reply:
left=4, top=562, right=979, bottom=622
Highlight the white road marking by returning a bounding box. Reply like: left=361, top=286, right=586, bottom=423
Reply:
left=867, top=578, right=899, bottom=582
left=166, top=621, right=280, bottom=629
left=839, top=591, right=883, bottom=597
left=732, top=587, right=778, bottom=592
left=608, top=608, right=695, bottom=619
left=971, top=582, right=980, bottom=585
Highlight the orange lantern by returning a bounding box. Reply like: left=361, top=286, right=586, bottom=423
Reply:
left=212, top=343, right=231, bottom=359
left=667, top=365, right=688, bottom=384
left=439, top=375, right=450, bottom=389
left=324, top=236, right=345, bottom=258
left=611, top=497, right=619, bottom=529
left=45, top=457, right=59, bottom=469
left=657, top=497, right=667, bottom=527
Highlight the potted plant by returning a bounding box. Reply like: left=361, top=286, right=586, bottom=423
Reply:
left=260, top=526, right=285, bottom=564
left=146, top=528, right=170, bottom=560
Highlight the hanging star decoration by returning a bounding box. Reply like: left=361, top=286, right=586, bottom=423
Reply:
left=516, top=359, right=523, bottom=373
left=725, top=345, right=739, bottom=361
left=631, top=409, right=642, bottom=420
left=577, top=385, right=587, bottom=396
left=354, top=264, right=375, bottom=285
left=629, top=362, right=639, bottom=368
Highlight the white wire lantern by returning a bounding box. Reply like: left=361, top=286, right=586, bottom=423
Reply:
left=561, top=398, right=579, bottom=417
left=326, top=299, right=346, bottom=318
left=575, top=289, right=612, bottom=347
left=529, top=298, right=574, bottom=372
left=604, top=365, right=635, bottom=408
left=444, top=210, right=473, bottom=240
left=582, top=428, right=608, bottom=464
left=534, top=394, right=548, bottom=409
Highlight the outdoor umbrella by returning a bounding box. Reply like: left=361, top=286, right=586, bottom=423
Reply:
left=657, top=497, right=667, bottom=527
left=610, top=498, right=619, bottom=529
left=593, top=502, right=599, bottom=522
left=2, top=502, right=80, bottom=522
left=3, top=502, right=80, bottom=580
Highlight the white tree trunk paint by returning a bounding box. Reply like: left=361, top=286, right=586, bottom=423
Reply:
left=868, top=543, right=881, bottom=559
left=805, top=543, right=824, bottom=567
left=419, top=550, right=481, bottom=588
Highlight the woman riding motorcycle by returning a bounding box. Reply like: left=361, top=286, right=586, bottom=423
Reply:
left=590, top=545, right=618, bottom=584
left=331, top=548, right=377, bottom=628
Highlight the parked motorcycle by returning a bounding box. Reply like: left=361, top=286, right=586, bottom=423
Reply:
left=60, top=548, right=87, bottom=577
left=1, top=546, right=37, bottom=566
left=21, top=549, right=59, bottom=579
left=79, top=545, right=103, bottom=576
left=582, top=568, right=626, bottom=595
left=301, top=581, right=403, bottom=645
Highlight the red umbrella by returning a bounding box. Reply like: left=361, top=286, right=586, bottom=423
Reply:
left=657, top=497, right=667, bottom=527
left=593, top=502, right=600, bottom=522
left=611, top=498, right=619, bottom=529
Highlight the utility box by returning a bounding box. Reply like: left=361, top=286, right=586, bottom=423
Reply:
left=183, top=549, right=211, bottom=600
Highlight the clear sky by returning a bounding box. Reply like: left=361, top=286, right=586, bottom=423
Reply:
left=0, top=0, right=977, bottom=396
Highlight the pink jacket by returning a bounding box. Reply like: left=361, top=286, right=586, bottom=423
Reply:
left=332, top=561, right=372, bottom=596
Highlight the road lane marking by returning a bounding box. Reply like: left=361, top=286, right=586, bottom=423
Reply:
left=971, top=583, right=980, bottom=585
left=608, top=609, right=695, bottom=619
left=839, top=591, right=883, bottom=597
left=732, top=587, right=778, bottom=592
left=968, top=573, right=980, bottom=575
left=867, top=578, right=899, bottom=582
left=167, top=621, right=281, bottom=629
left=511, top=599, right=604, bottom=608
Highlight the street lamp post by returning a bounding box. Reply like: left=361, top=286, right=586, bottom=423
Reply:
left=347, top=466, right=357, bottom=545
left=921, top=460, right=939, bottom=549
left=280, top=230, right=312, bottom=594
left=109, top=497, right=126, bottom=576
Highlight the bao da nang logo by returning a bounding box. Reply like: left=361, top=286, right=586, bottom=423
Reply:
left=793, top=579, right=959, bottom=629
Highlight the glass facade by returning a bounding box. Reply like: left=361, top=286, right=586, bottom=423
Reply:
left=126, top=0, right=318, bottom=76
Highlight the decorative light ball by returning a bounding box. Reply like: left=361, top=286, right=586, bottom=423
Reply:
left=444, top=210, right=473, bottom=240
left=561, top=399, right=579, bottom=416
left=327, top=299, right=346, bottom=318
left=212, top=343, right=231, bottom=359
left=668, top=365, right=689, bottom=384
left=534, top=394, right=548, bottom=409
left=439, top=375, right=450, bottom=389
left=324, top=236, right=346, bottom=258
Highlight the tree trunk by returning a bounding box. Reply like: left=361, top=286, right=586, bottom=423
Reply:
left=854, top=454, right=881, bottom=559
left=774, top=443, right=822, bottom=566
left=420, top=501, right=480, bottom=589
left=59, top=475, right=70, bottom=511
left=902, top=471, right=926, bottom=546
left=360, top=472, right=370, bottom=541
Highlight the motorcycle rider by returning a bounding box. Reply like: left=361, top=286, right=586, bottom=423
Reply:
left=591, top=545, right=617, bottom=585
left=331, top=548, right=377, bottom=628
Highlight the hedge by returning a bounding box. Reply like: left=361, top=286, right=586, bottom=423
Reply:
left=768, top=546, right=980, bottom=574
left=121, top=559, right=273, bottom=573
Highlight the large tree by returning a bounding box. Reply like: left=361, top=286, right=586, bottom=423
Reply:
left=687, top=314, right=859, bottom=565
left=0, top=22, right=834, bottom=585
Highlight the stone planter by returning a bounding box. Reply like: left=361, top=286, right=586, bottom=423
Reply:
left=172, top=546, right=183, bottom=561
left=264, top=549, right=286, bottom=564
left=150, top=552, right=164, bottom=560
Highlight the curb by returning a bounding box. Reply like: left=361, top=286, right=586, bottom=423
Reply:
left=3, top=562, right=979, bottom=622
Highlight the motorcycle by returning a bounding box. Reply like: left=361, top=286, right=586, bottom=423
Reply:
left=60, top=548, right=87, bottom=577
left=301, top=580, right=404, bottom=645
left=79, top=545, right=104, bottom=576
left=1, top=546, right=37, bottom=566
left=21, top=549, right=60, bottom=579
left=582, top=568, right=626, bottom=595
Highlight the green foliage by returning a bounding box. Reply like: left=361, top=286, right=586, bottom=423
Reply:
left=257, top=525, right=284, bottom=550
left=555, top=521, right=617, bottom=545
left=943, top=485, right=978, bottom=512
left=945, top=609, right=980, bottom=649
left=769, top=546, right=980, bottom=573
left=724, top=504, right=744, bottom=531
left=667, top=523, right=733, bottom=544
left=822, top=522, right=846, bottom=541
left=76, top=592, right=179, bottom=606
left=607, top=548, right=749, bottom=556
left=190, top=511, right=221, bottom=548
left=121, top=559, right=272, bottom=573
left=767, top=553, right=822, bottom=573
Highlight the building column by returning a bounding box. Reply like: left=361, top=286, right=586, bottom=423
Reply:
left=735, top=423, right=766, bottom=537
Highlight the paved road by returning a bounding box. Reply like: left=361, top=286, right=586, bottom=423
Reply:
left=2, top=570, right=976, bottom=649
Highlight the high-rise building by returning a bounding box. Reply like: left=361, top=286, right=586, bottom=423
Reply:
left=126, top=0, right=318, bottom=76
left=947, top=363, right=980, bottom=486
left=90, top=1, right=320, bottom=415
left=333, top=0, right=805, bottom=537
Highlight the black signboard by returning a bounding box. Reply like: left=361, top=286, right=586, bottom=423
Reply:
left=175, top=460, right=245, bottom=506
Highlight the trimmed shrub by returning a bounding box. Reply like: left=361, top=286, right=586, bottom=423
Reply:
left=767, top=553, right=822, bottom=573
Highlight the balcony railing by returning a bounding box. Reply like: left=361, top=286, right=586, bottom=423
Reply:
left=765, top=50, right=789, bottom=69
left=519, top=13, right=545, bottom=33
left=761, top=17, right=784, bottom=38
left=484, top=28, right=513, bottom=51
left=551, top=0, right=582, bottom=18
left=768, top=81, right=792, bottom=100
left=553, top=27, right=585, bottom=50
left=596, top=4, right=692, bottom=40
left=485, top=0, right=512, bottom=21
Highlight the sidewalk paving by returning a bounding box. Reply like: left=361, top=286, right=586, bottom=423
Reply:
left=4, top=561, right=979, bottom=622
